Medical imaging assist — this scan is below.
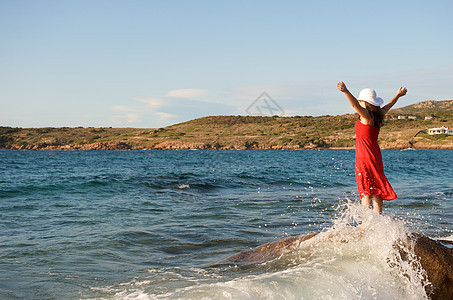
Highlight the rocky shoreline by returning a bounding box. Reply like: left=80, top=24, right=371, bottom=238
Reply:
left=3, top=141, right=453, bottom=151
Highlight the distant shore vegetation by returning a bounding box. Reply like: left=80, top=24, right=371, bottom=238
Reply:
left=1, top=100, right=452, bottom=150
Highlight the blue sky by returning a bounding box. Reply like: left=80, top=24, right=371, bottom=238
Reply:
left=1, top=0, right=452, bottom=128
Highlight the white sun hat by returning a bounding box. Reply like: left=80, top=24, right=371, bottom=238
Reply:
left=358, top=88, right=384, bottom=107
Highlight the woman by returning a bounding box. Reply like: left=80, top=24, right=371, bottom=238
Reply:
left=337, top=81, right=407, bottom=214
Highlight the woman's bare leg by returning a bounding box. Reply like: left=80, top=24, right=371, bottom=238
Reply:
left=361, top=195, right=372, bottom=209
left=372, top=196, right=383, bottom=214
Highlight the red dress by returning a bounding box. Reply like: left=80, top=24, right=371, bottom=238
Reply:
left=355, top=119, right=397, bottom=201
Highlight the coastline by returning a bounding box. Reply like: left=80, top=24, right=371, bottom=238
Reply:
left=3, top=143, right=453, bottom=151
left=2, top=99, right=452, bottom=150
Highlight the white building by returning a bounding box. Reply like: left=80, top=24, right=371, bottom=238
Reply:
left=398, top=116, right=407, bottom=120
left=428, top=126, right=453, bottom=135
left=425, top=116, right=433, bottom=120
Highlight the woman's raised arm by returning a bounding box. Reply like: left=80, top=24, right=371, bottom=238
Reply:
left=381, top=87, right=407, bottom=115
left=337, top=81, right=370, bottom=121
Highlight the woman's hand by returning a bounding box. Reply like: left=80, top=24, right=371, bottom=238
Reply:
left=396, top=87, right=407, bottom=98
left=337, top=81, right=348, bottom=93
left=338, top=81, right=370, bottom=121
left=382, top=86, right=408, bottom=115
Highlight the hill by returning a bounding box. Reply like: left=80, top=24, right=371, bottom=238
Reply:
left=1, top=100, right=452, bottom=150
left=389, top=99, right=453, bottom=116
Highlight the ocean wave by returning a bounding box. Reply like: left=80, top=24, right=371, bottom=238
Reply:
left=97, top=203, right=429, bottom=300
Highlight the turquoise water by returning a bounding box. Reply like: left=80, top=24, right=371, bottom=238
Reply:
left=1, top=149, right=452, bottom=299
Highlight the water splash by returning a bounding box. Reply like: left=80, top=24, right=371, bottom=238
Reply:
left=103, top=202, right=430, bottom=300
left=177, top=184, right=190, bottom=189
left=314, top=201, right=430, bottom=299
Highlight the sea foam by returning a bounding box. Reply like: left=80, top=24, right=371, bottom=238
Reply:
left=109, top=202, right=429, bottom=300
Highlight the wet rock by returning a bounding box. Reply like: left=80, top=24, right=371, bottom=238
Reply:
left=214, top=233, right=316, bottom=266
left=410, top=233, right=453, bottom=300
left=216, top=232, right=453, bottom=299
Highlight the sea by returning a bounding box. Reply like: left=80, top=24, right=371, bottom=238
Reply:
left=1, top=149, right=452, bottom=299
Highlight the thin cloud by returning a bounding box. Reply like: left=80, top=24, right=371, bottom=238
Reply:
left=165, top=89, right=207, bottom=99
left=112, top=113, right=142, bottom=124
left=135, top=97, right=164, bottom=110
left=156, top=111, right=176, bottom=121
left=111, top=105, right=142, bottom=125
left=112, top=105, right=136, bottom=112
left=126, top=113, right=142, bottom=123
left=111, top=87, right=239, bottom=127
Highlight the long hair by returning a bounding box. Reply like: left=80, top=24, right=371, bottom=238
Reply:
left=364, top=102, right=384, bottom=128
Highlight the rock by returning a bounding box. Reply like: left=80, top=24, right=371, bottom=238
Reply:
left=153, top=141, right=207, bottom=150
left=216, top=232, right=453, bottom=299
left=381, top=141, right=414, bottom=149
left=409, top=233, right=453, bottom=300
left=214, top=233, right=316, bottom=266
